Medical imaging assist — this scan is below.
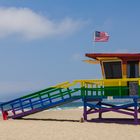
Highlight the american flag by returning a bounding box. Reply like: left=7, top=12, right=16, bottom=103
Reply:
left=94, top=31, right=109, bottom=42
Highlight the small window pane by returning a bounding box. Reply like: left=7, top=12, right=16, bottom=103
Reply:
left=103, top=61, right=122, bottom=79
left=127, top=61, right=139, bottom=78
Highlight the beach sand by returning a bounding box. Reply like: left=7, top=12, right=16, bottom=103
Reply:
left=0, top=108, right=140, bottom=140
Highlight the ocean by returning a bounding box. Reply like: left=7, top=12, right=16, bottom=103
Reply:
left=49, top=100, right=83, bottom=110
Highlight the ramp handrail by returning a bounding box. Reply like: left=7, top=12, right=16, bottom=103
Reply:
left=74, top=78, right=140, bottom=87
left=73, top=78, right=140, bottom=97
left=0, top=81, right=79, bottom=119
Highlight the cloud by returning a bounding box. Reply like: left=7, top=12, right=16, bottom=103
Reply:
left=0, top=7, right=85, bottom=39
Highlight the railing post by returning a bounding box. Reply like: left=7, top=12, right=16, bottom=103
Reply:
left=11, top=104, right=16, bottom=115
left=101, top=80, right=104, bottom=96
left=39, top=93, right=44, bottom=107
left=29, top=98, right=33, bottom=110
left=85, top=83, right=88, bottom=96
left=19, top=99, right=24, bottom=113
left=91, top=84, right=93, bottom=96
left=48, top=93, right=52, bottom=103
left=119, top=80, right=122, bottom=96
left=67, top=88, right=72, bottom=98
left=96, top=83, right=98, bottom=96
left=138, top=80, right=140, bottom=96
left=59, top=88, right=64, bottom=100
left=81, top=82, right=85, bottom=99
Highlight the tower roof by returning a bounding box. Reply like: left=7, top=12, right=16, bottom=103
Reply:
left=85, top=53, right=140, bottom=61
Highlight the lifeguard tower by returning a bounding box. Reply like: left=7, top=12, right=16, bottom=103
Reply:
left=1, top=51, right=140, bottom=124
left=82, top=53, right=140, bottom=124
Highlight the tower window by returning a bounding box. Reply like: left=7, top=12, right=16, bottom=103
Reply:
left=127, top=61, right=139, bottom=78
left=103, top=61, right=122, bottom=79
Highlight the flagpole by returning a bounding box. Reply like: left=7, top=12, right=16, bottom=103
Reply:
left=93, top=31, right=96, bottom=53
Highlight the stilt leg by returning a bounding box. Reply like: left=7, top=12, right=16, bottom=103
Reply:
left=98, top=101, right=102, bottom=119
left=83, top=99, right=87, bottom=121
left=134, top=98, right=138, bottom=124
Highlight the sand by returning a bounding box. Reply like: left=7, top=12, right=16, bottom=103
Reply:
left=0, top=108, right=140, bottom=140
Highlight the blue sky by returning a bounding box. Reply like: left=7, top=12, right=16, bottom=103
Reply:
left=0, top=0, right=140, bottom=101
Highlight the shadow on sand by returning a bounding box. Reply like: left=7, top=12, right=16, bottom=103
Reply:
left=17, top=118, right=80, bottom=122
left=88, top=118, right=140, bottom=125
left=17, top=117, right=140, bottom=125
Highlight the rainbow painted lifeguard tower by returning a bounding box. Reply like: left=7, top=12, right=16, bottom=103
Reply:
left=1, top=52, right=140, bottom=124
left=83, top=53, right=140, bottom=124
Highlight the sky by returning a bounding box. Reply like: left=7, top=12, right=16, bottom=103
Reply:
left=0, top=0, right=140, bottom=101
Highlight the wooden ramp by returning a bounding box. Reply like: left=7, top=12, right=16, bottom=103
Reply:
left=0, top=82, right=80, bottom=120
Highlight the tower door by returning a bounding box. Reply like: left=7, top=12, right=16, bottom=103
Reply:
left=127, top=61, right=139, bottom=78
